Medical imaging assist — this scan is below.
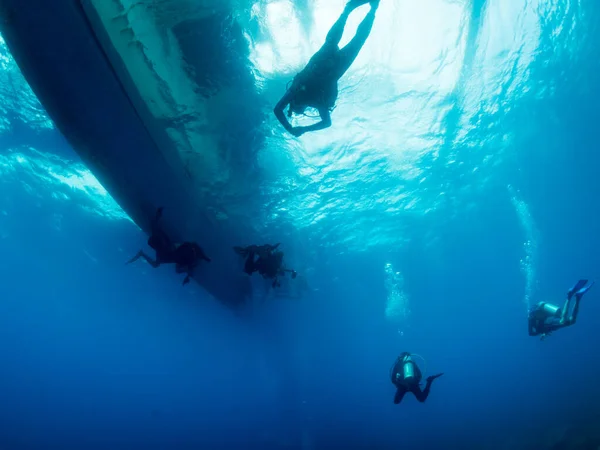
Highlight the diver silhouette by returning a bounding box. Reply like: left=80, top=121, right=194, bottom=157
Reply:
left=390, top=352, right=443, bottom=404
left=274, top=0, right=379, bottom=136
left=528, top=279, right=594, bottom=339
left=127, top=207, right=211, bottom=285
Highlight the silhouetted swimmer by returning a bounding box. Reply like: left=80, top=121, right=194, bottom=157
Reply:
left=127, top=207, right=211, bottom=285
left=234, top=244, right=297, bottom=288
left=274, top=0, right=379, bottom=136
left=528, top=279, right=594, bottom=339
left=234, top=244, right=280, bottom=274
left=390, top=352, right=443, bottom=405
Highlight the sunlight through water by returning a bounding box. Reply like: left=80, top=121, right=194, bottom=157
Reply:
left=248, top=0, right=557, bottom=251
left=0, top=0, right=576, bottom=255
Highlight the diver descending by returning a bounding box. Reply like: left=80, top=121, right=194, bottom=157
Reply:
left=390, top=352, right=443, bottom=405
left=234, top=243, right=297, bottom=288
left=528, top=279, right=594, bottom=339
left=127, top=207, right=211, bottom=285
left=274, top=0, right=380, bottom=136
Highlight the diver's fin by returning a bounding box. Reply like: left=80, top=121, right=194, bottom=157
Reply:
left=575, top=281, right=594, bottom=300
left=125, top=250, right=142, bottom=265
left=568, top=279, right=588, bottom=300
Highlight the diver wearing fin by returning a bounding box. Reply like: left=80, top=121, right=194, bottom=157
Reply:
left=127, top=207, right=211, bottom=285
left=274, top=0, right=379, bottom=136
left=390, top=352, right=443, bottom=405
left=528, top=279, right=594, bottom=339
left=234, top=243, right=297, bottom=288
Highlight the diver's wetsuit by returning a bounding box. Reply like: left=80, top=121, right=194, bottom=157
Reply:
left=390, top=353, right=442, bottom=405
left=274, top=0, right=379, bottom=136
left=528, top=279, right=594, bottom=338
left=528, top=308, right=562, bottom=337
left=256, top=251, right=284, bottom=278
left=391, top=358, right=427, bottom=404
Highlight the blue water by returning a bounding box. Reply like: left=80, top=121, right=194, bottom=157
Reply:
left=1, top=0, right=600, bottom=448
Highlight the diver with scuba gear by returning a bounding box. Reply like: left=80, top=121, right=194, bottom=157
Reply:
left=390, top=352, right=443, bottom=405
left=234, top=243, right=281, bottom=274
left=274, top=0, right=380, bottom=136
left=528, top=279, right=594, bottom=339
left=127, top=207, right=211, bottom=285
left=234, top=243, right=298, bottom=288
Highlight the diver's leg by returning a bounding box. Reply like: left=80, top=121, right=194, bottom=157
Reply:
left=559, top=298, right=571, bottom=324
left=393, top=386, right=408, bottom=404
left=322, top=2, right=360, bottom=48
left=192, top=244, right=211, bottom=263
left=336, top=4, right=378, bottom=77
left=566, top=298, right=581, bottom=326
left=412, top=374, right=443, bottom=403
left=198, top=246, right=211, bottom=263
left=126, top=250, right=143, bottom=265
left=564, top=281, right=594, bottom=325
left=133, top=251, right=160, bottom=268
left=411, top=384, right=431, bottom=403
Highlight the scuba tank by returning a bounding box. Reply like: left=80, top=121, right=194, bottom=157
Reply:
left=540, top=302, right=560, bottom=318
left=402, top=354, right=416, bottom=384
left=390, top=353, right=426, bottom=385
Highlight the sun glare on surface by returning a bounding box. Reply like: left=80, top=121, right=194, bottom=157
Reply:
left=248, top=0, right=548, bottom=162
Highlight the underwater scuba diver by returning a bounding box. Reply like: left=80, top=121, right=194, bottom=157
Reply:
left=528, top=279, right=594, bottom=339
left=234, top=243, right=281, bottom=274
left=274, top=0, right=379, bottom=137
left=390, top=352, right=443, bottom=405
left=172, top=242, right=212, bottom=285
left=234, top=244, right=297, bottom=288
left=127, top=207, right=211, bottom=285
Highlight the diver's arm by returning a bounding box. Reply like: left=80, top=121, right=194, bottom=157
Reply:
left=274, top=91, right=295, bottom=134
left=293, top=108, right=332, bottom=136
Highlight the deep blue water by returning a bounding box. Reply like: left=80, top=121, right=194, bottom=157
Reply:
left=1, top=1, right=600, bottom=449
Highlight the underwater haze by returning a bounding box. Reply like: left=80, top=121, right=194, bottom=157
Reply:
left=1, top=0, right=600, bottom=449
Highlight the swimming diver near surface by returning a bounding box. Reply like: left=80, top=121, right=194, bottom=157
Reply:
left=234, top=244, right=297, bottom=288
left=274, top=0, right=380, bottom=137
left=528, top=279, right=594, bottom=339
left=390, top=352, right=443, bottom=405
left=127, top=207, right=211, bottom=285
